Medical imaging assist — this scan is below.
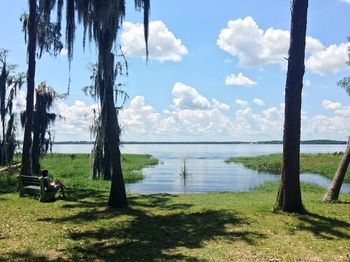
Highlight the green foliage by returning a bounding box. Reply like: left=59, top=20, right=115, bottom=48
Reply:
left=227, top=153, right=350, bottom=182
left=338, top=76, right=350, bottom=96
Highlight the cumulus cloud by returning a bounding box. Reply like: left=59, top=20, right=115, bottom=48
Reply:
left=172, top=82, right=211, bottom=110
left=217, top=16, right=348, bottom=75
left=121, top=21, right=188, bottom=62
left=302, top=100, right=350, bottom=139
left=235, top=99, right=249, bottom=108
left=53, top=100, right=97, bottom=140
left=253, top=98, right=265, bottom=106
left=305, top=43, right=349, bottom=75
left=322, top=100, right=342, bottom=110
left=225, top=73, right=257, bottom=86
left=16, top=90, right=349, bottom=141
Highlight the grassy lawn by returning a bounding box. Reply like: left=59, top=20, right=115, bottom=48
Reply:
left=0, top=154, right=349, bottom=261
left=0, top=182, right=349, bottom=261
left=227, top=153, right=350, bottom=183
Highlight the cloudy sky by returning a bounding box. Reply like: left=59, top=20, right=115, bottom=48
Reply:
left=1, top=0, right=350, bottom=142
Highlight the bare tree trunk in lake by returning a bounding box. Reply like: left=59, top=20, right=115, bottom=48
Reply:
left=323, top=137, right=350, bottom=202
left=275, top=0, right=308, bottom=213
left=21, top=0, right=37, bottom=177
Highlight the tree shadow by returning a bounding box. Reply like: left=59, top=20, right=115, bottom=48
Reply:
left=0, top=250, right=65, bottom=262
left=128, top=193, right=193, bottom=210
left=64, top=208, right=264, bottom=261
left=296, top=211, right=350, bottom=240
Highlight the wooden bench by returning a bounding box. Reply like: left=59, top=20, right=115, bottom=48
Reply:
left=16, top=175, right=58, bottom=202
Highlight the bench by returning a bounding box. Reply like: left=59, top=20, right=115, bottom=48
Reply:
left=16, top=175, right=58, bottom=202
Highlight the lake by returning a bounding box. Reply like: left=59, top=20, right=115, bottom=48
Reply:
left=52, top=144, right=350, bottom=194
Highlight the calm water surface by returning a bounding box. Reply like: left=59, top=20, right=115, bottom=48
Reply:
left=52, top=144, right=350, bottom=194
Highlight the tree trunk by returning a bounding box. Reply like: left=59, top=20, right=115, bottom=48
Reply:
left=97, top=31, right=127, bottom=208
left=323, top=137, right=350, bottom=202
left=275, top=0, right=308, bottom=213
left=21, top=0, right=37, bottom=177
left=32, top=90, right=40, bottom=175
left=105, top=53, right=127, bottom=208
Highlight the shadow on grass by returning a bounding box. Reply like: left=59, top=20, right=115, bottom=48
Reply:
left=39, top=192, right=193, bottom=224
left=0, top=250, right=65, bottom=262
left=128, top=194, right=193, bottom=210
left=33, top=188, right=264, bottom=261
left=297, top=212, right=350, bottom=240
left=66, top=208, right=263, bottom=261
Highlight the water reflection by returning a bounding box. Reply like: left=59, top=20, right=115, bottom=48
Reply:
left=51, top=144, right=350, bottom=194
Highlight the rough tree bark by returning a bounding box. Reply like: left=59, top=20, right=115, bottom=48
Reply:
left=97, top=31, right=127, bottom=208
left=105, top=52, right=127, bottom=208
left=323, top=137, right=350, bottom=202
left=275, top=0, right=308, bottom=213
left=21, top=0, right=37, bottom=177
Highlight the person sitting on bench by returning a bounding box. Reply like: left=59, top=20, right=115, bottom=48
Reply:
left=41, top=169, right=66, bottom=198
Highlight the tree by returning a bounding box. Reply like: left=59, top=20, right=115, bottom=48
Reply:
left=323, top=40, right=350, bottom=202
left=323, top=137, right=350, bottom=202
left=21, top=0, right=37, bottom=177
left=84, top=53, right=129, bottom=181
left=21, top=0, right=63, bottom=176
left=0, top=49, right=25, bottom=165
left=61, top=0, right=150, bottom=208
left=275, top=0, right=308, bottom=213
left=21, top=82, right=60, bottom=175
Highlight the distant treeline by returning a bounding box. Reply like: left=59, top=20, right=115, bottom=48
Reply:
left=51, top=140, right=347, bottom=145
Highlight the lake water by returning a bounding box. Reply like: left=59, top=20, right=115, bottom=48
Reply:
left=52, top=144, right=350, bottom=194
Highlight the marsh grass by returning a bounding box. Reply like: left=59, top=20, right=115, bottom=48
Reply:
left=227, top=153, right=350, bottom=183
left=1, top=153, right=158, bottom=193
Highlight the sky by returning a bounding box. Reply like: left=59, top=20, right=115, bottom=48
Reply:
left=0, top=0, right=350, bottom=142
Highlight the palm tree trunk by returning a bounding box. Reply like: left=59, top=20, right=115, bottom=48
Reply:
left=21, top=0, right=37, bottom=177
left=323, top=137, right=350, bottom=202
left=275, top=0, right=308, bottom=213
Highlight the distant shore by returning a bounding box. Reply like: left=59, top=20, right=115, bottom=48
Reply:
left=49, top=139, right=347, bottom=145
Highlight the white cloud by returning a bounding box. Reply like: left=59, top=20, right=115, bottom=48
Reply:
left=225, top=73, right=257, bottom=86
left=121, top=21, right=188, bottom=62
left=39, top=100, right=98, bottom=141
left=302, top=100, right=350, bottom=139
left=212, top=99, right=230, bottom=111
left=322, top=100, right=342, bottom=110
left=217, top=16, right=348, bottom=75
left=60, top=48, right=68, bottom=56
left=172, top=82, right=211, bottom=110
left=15, top=93, right=349, bottom=142
left=235, top=99, right=249, bottom=108
left=305, top=43, right=349, bottom=75
left=340, top=0, right=350, bottom=4
left=253, top=98, right=265, bottom=106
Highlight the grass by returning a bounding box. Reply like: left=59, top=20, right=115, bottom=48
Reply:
left=0, top=153, right=349, bottom=261
left=0, top=182, right=349, bottom=261
left=0, top=153, right=158, bottom=193
left=227, top=153, right=350, bottom=183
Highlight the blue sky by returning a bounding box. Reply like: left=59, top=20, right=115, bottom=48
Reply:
left=0, top=0, right=350, bottom=141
